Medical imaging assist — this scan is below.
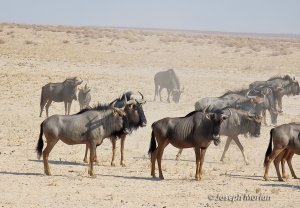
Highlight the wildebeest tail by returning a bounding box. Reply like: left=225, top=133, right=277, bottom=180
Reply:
left=264, top=128, right=273, bottom=167
left=148, top=130, right=157, bottom=156
left=36, top=122, right=44, bottom=159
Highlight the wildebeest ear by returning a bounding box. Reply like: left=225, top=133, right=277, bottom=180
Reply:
left=113, top=108, right=126, bottom=116
left=206, top=113, right=214, bottom=120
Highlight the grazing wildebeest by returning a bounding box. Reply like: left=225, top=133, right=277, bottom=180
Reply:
left=263, top=123, right=300, bottom=181
left=154, top=69, right=184, bottom=103
left=250, top=75, right=299, bottom=113
left=83, top=91, right=147, bottom=167
left=148, top=108, right=229, bottom=180
left=39, top=77, right=83, bottom=117
left=78, top=83, right=91, bottom=110
left=176, top=108, right=262, bottom=165
left=36, top=104, right=130, bottom=176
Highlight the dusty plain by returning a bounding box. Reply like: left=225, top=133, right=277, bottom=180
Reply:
left=0, top=23, right=300, bottom=207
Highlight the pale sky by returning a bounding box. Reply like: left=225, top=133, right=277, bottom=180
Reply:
left=0, top=0, right=299, bottom=34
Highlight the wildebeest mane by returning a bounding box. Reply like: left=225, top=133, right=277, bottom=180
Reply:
left=76, top=103, right=112, bottom=115
left=168, top=69, right=180, bottom=88
left=221, top=88, right=249, bottom=97
left=268, top=74, right=292, bottom=81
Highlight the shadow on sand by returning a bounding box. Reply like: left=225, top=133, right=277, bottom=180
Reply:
left=0, top=171, right=43, bottom=176
left=29, top=159, right=86, bottom=166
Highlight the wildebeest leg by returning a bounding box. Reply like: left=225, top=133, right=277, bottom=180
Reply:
left=263, top=148, right=284, bottom=181
left=43, top=137, right=59, bottom=176
left=84, top=145, right=99, bottom=164
left=273, top=150, right=285, bottom=181
left=64, top=101, right=68, bottom=115
left=277, top=95, right=283, bottom=113
left=194, top=148, right=201, bottom=180
left=88, top=142, right=96, bottom=177
left=40, top=98, right=48, bottom=117
left=233, top=137, right=249, bottom=165
left=151, top=148, right=158, bottom=177
left=111, top=138, right=116, bottom=167
left=262, top=110, right=267, bottom=126
left=286, top=151, right=297, bottom=179
left=157, top=139, right=169, bottom=180
left=45, top=100, right=52, bottom=117
left=67, top=101, right=72, bottom=115
left=220, top=137, right=232, bottom=162
left=176, top=149, right=183, bottom=160
left=159, top=87, right=163, bottom=101
left=167, top=89, right=171, bottom=103
left=83, top=144, right=89, bottom=163
left=198, top=148, right=207, bottom=180
left=280, top=149, right=289, bottom=179
left=120, top=135, right=126, bottom=167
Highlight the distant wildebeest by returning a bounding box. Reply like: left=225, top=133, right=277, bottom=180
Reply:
left=83, top=91, right=147, bottom=167
left=148, top=108, right=229, bottom=180
left=154, top=69, right=184, bottom=103
left=176, top=108, right=262, bottom=165
left=263, top=123, right=300, bottom=181
left=78, top=83, right=91, bottom=110
left=36, top=104, right=130, bottom=176
left=39, top=77, right=83, bottom=117
left=250, top=75, right=299, bottom=113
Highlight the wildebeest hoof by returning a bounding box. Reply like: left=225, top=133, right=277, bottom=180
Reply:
left=263, top=176, right=270, bottom=181
left=159, top=175, right=164, bottom=180
left=111, top=162, right=116, bottom=167
left=120, top=162, right=126, bottom=167
left=245, top=161, right=250, bottom=165
left=278, top=178, right=284, bottom=182
left=213, top=139, right=221, bottom=146
left=83, top=159, right=88, bottom=163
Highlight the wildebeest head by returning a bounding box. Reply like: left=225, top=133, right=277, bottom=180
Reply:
left=111, top=91, right=147, bottom=131
left=64, top=77, right=83, bottom=101
left=204, top=107, right=229, bottom=145
left=112, top=107, right=131, bottom=135
left=172, top=86, right=184, bottom=103
left=291, top=80, right=300, bottom=95
left=246, top=112, right=262, bottom=137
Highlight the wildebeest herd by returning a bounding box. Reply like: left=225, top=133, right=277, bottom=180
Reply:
left=37, top=69, right=300, bottom=182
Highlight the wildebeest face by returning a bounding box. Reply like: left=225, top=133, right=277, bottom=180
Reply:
left=113, top=108, right=130, bottom=134
left=247, top=114, right=262, bottom=137
left=125, top=103, right=147, bottom=127
left=172, top=90, right=182, bottom=103
left=292, top=82, right=300, bottom=95
left=206, top=110, right=228, bottom=144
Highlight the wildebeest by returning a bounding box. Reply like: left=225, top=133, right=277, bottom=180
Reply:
left=176, top=108, right=262, bottom=165
left=148, top=108, right=229, bottom=180
left=154, top=69, right=184, bottom=103
left=78, top=83, right=91, bottom=110
left=39, top=77, right=83, bottom=117
left=83, top=91, right=147, bottom=167
left=250, top=75, right=299, bottom=113
left=36, top=104, right=130, bottom=176
left=263, top=123, right=300, bottom=181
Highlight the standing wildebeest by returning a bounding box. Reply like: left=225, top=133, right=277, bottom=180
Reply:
left=78, top=83, right=91, bottom=110
left=83, top=91, right=147, bottom=167
left=176, top=108, right=262, bottom=165
left=154, top=69, right=184, bottom=103
left=148, top=109, right=229, bottom=180
left=36, top=104, right=130, bottom=176
left=39, top=77, right=83, bottom=117
left=250, top=75, right=299, bottom=113
left=263, top=123, right=300, bottom=181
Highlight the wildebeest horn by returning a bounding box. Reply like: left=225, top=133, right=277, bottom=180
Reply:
left=203, top=105, right=210, bottom=113
left=246, top=89, right=257, bottom=99
left=137, top=91, right=146, bottom=104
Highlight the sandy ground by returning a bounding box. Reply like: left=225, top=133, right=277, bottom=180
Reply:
left=0, top=23, right=300, bottom=207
